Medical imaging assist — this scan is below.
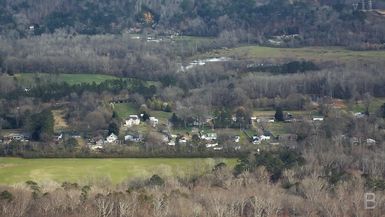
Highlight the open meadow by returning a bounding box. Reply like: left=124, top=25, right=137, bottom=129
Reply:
left=0, top=158, right=236, bottom=185
left=15, top=73, right=120, bottom=85
left=198, top=45, right=385, bottom=63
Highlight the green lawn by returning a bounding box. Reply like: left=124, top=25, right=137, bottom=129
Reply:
left=15, top=73, right=119, bottom=85
left=150, top=111, right=172, bottom=124
left=253, top=110, right=313, bottom=118
left=197, top=46, right=385, bottom=63
left=113, top=103, right=138, bottom=119
left=348, top=98, right=385, bottom=113
left=0, top=158, right=236, bottom=185
left=267, top=122, right=290, bottom=136
left=176, top=36, right=215, bottom=46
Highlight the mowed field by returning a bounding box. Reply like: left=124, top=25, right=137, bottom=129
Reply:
left=0, top=158, right=236, bottom=185
left=15, top=73, right=119, bottom=85
left=198, top=46, right=385, bottom=62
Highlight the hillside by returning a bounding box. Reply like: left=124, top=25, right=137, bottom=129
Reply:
left=1, top=1, right=385, bottom=217
left=0, top=0, right=385, bottom=46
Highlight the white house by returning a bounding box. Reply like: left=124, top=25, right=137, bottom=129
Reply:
left=354, top=112, right=366, bottom=118
left=206, top=143, right=219, bottom=148
left=260, top=135, right=271, bottom=141
left=312, top=117, right=324, bottom=121
left=149, top=117, right=159, bottom=127
left=106, top=133, right=118, bottom=143
left=124, top=134, right=143, bottom=143
left=201, top=132, right=217, bottom=141
left=124, top=115, right=141, bottom=127
left=168, top=140, right=176, bottom=146
left=366, top=138, right=376, bottom=145
left=179, top=137, right=187, bottom=144
left=257, top=117, right=275, bottom=123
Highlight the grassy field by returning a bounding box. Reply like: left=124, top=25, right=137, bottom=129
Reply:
left=113, top=103, right=138, bottom=119
left=348, top=98, right=385, bottom=113
left=253, top=110, right=315, bottom=118
left=198, top=46, right=385, bottom=62
left=176, top=36, right=215, bottom=47
left=150, top=111, right=172, bottom=124
left=15, top=73, right=119, bottom=85
left=0, top=158, right=237, bottom=185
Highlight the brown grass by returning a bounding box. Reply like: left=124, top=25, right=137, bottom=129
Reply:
left=52, top=110, right=69, bottom=132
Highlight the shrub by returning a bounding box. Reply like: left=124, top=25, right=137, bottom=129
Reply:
left=147, top=175, right=165, bottom=187
left=0, top=190, right=14, bottom=202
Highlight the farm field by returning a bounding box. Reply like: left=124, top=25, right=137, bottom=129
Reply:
left=198, top=46, right=385, bottom=62
left=253, top=110, right=318, bottom=118
left=0, top=158, right=236, bottom=185
left=15, top=73, right=120, bottom=85
left=176, top=36, right=215, bottom=48
left=150, top=111, right=173, bottom=124
left=113, top=103, right=138, bottom=119
left=348, top=98, right=385, bottom=113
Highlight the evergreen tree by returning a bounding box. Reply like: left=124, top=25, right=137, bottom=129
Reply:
left=275, top=107, right=284, bottom=122
left=170, top=113, right=182, bottom=127
left=108, top=122, right=119, bottom=135
left=141, top=111, right=150, bottom=121
left=28, top=110, right=54, bottom=141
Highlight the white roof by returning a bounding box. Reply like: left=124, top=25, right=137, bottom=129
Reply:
left=108, top=133, right=118, bottom=138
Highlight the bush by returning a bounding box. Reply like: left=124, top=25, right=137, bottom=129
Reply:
left=147, top=175, right=165, bottom=187
left=0, top=190, right=14, bottom=202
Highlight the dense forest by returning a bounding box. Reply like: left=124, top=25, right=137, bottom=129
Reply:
left=0, top=0, right=385, bottom=45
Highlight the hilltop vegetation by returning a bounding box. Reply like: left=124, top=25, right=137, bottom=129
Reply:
left=0, top=0, right=384, bottom=46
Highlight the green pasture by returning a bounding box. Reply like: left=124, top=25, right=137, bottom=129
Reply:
left=113, top=103, right=138, bottom=119
left=15, top=73, right=119, bottom=85
left=348, top=98, right=385, bottom=113
left=0, top=158, right=237, bottom=185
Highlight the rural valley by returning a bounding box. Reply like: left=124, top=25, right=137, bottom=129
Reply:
left=1, top=0, right=385, bottom=216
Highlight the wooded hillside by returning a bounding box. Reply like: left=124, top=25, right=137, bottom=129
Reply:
left=1, top=0, right=385, bottom=46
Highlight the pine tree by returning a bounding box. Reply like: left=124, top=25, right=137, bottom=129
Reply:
left=108, top=122, right=119, bottom=135
left=380, top=103, right=385, bottom=118
left=275, top=107, right=284, bottom=122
